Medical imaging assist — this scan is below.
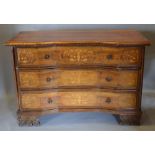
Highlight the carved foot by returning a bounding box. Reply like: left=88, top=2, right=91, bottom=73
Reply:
left=17, top=111, right=40, bottom=127
left=114, top=114, right=141, bottom=125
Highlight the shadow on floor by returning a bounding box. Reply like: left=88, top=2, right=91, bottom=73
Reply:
left=40, top=112, right=117, bottom=126
left=142, top=108, right=155, bottom=125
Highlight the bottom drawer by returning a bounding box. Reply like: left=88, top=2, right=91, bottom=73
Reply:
left=20, top=90, right=137, bottom=110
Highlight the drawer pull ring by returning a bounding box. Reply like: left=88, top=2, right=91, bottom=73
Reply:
left=44, top=54, right=50, bottom=59
left=46, top=77, right=52, bottom=82
left=105, top=97, right=111, bottom=104
left=48, top=98, right=53, bottom=104
left=105, top=77, right=112, bottom=82
left=107, top=54, right=113, bottom=60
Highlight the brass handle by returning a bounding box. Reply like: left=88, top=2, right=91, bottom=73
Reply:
left=46, top=77, right=52, bottom=82
left=105, top=97, right=111, bottom=104
left=44, top=54, right=50, bottom=59
left=105, top=77, right=112, bottom=82
left=48, top=98, right=53, bottom=104
left=106, top=54, right=113, bottom=60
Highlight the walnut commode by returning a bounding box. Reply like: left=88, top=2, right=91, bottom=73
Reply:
left=6, top=30, right=150, bottom=126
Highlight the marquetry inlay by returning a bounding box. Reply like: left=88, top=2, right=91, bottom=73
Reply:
left=7, top=30, right=150, bottom=125
left=17, top=47, right=140, bottom=66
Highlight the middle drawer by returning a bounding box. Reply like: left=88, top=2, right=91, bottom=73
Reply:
left=17, top=69, right=139, bottom=90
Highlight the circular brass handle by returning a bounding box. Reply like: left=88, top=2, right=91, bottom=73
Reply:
left=48, top=98, right=53, bottom=104
left=105, top=77, right=112, bottom=82
left=105, top=97, right=111, bottom=104
left=44, top=54, right=50, bottom=59
left=46, top=77, right=52, bottom=82
left=106, top=54, right=113, bottom=60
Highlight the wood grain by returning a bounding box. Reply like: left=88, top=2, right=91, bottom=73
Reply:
left=6, top=29, right=150, bottom=125
left=6, top=30, right=150, bottom=46
left=16, top=46, right=141, bottom=67
left=18, top=69, right=139, bottom=90
left=20, top=90, right=137, bottom=110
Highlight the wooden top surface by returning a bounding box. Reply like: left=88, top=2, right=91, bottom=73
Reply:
left=6, top=29, right=150, bottom=46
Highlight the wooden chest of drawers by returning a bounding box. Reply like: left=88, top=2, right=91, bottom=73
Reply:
left=6, top=30, right=150, bottom=126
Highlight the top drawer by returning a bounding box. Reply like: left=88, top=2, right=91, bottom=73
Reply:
left=16, top=46, right=142, bottom=67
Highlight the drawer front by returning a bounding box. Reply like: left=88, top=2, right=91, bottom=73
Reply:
left=20, top=91, right=137, bottom=110
left=16, top=46, right=141, bottom=67
left=18, top=69, right=139, bottom=89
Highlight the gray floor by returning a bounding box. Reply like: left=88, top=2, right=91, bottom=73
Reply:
left=0, top=92, right=155, bottom=131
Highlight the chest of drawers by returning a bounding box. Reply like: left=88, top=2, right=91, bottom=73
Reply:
left=6, top=30, right=150, bottom=126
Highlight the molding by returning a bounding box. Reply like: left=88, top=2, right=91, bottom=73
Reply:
left=1, top=89, right=155, bottom=100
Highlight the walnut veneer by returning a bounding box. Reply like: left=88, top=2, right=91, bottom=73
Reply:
left=6, top=30, right=150, bottom=126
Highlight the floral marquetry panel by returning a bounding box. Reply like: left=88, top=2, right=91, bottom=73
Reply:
left=16, top=46, right=141, bottom=67
left=7, top=30, right=150, bottom=125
